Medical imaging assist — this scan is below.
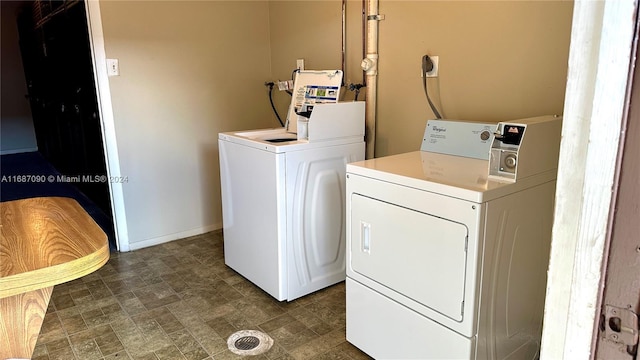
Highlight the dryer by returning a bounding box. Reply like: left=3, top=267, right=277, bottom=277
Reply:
left=345, top=116, right=562, bottom=359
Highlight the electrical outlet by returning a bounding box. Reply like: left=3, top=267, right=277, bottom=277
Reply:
left=277, top=80, right=294, bottom=91
left=297, top=59, right=305, bottom=71
left=106, top=59, right=119, bottom=76
left=426, top=56, right=438, bottom=77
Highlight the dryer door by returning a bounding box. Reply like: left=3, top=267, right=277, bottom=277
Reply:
left=350, top=194, right=468, bottom=322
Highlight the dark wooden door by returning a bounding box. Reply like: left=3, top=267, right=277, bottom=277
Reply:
left=17, top=0, right=112, bottom=215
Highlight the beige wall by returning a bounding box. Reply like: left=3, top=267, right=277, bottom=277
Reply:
left=269, top=0, right=573, bottom=156
left=268, top=0, right=364, bottom=122
left=99, top=1, right=272, bottom=247
left=95, top=0, right=573, bottom=249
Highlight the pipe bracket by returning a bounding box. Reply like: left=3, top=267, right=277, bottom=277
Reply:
left=367, top=14, right=385, bottom=21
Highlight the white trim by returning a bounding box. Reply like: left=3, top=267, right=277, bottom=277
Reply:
left=0, top=147, right=38, bottom=156
left=84, top=0, right=130, bottom=252
left=540, top=0, right=637, bottom=358
left=128, top=223, right=222, bottom=251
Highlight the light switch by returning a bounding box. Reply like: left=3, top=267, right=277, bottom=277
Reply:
left=106, top=59, right=119, bottom=76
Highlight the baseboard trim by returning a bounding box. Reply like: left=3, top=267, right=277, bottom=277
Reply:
left=127, top=223, right=222, bottom=251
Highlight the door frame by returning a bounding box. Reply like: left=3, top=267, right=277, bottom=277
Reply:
left=594, top=2, right=640, bottom=358
left=541, top=0, right=638, bottom=358
left=84, top=1, right=129, bottom=252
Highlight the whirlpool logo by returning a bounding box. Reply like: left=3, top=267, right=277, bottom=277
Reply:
left=432, top=126, right=447, bottom=133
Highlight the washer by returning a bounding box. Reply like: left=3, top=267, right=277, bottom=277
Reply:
left=219, top=70, right=364, bottom=301
left=345, top=116, right=562, bottom=359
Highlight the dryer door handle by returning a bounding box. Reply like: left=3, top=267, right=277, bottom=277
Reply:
left=361, top=222, right=371, bottom=253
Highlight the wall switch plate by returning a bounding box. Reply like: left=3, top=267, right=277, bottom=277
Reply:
left=426, top=56, right=438, bottom=77
left=106, top=59, right=119, bottom=76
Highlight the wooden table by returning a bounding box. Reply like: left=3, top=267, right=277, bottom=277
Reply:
left=0, top=197, right=110, bottom=359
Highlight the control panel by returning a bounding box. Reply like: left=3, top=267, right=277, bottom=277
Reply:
left=421, top=120, right=496, bottom=160
left=489, top=115, right=562, bottom=182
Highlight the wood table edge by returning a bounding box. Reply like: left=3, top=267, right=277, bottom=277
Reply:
left=0, top=243, right=110, bottom=299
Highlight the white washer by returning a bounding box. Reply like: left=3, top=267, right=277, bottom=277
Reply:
left=219, top=102, right=365, bottom=301
left=345, top=116, right=561, bottom=359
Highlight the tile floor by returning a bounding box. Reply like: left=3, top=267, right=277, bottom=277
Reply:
left=33, top=231, right=372, bottom=360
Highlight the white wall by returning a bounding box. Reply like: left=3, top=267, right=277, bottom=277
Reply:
left=97, top=1, right=273, bottom=249
left=1, top=1, right=37, bottom=155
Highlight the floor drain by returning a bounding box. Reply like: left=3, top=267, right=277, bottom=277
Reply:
left=227, top=330, right=273, bottom=356
left=235, top=335, right=260, bottom=350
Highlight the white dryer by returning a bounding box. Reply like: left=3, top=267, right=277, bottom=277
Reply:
left=219, top=70, right=365, bottom=301
left=345, top=116, right=562, bottom=359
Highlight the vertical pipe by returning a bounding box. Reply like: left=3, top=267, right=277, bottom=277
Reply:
left=362, top=0, right=367, bottom=87
left=363, top=0, right=379, bottom=159
left=342, top=0, right=346, bottom=86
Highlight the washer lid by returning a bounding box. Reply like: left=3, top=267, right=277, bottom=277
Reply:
left=219, top=128, right=361, bottom=153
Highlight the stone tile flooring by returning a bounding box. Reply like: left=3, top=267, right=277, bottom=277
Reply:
left=33, top=231, right=372, bottom=360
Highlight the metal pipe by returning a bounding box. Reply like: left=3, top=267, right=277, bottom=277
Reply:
left=362, top=0, right=367, bottom=86
left=362, top=0, right=380, bottom=159
left=342, top=0, right=346, bottom=86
